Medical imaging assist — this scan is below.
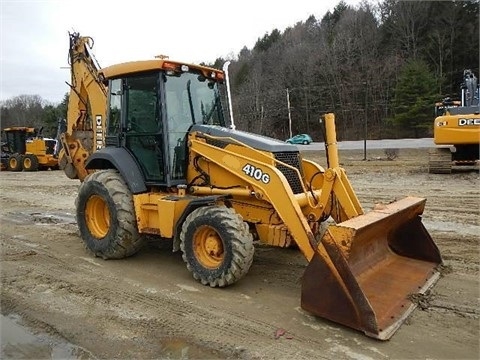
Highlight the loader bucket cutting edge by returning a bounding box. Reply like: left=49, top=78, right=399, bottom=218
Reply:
left=301, top=196, right=442, bottom=340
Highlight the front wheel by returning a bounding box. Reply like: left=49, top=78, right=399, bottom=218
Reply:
left=180, top=205, right=254, bottom=287
left=23, top=154, right=39, bottom=171
left=75, top=169, right=145, bottom=259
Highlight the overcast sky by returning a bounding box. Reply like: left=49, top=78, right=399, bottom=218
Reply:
left=1, top=0, right=362, bottom=105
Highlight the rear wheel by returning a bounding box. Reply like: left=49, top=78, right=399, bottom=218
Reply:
left=7, top=154, right=23, bottom=171
left=180, top=205, right=254, bottom=287
left=75, top=169, right=145, bottom=259
left=23, top=154, right=39, bottom=171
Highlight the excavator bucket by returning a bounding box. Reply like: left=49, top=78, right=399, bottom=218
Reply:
left=301, top=196, right=442, bottom=340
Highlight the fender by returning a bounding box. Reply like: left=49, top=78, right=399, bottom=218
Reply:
left=85, top=147, right=147, bottom=194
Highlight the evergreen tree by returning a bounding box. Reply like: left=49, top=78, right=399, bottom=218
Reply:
left=390, top=60, right=439, bottom=137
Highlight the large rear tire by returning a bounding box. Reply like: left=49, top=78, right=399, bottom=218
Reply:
left=23, top=154, right=39, bottom=171
left=180, top=205, right=254, bottom=287
left=75, top=169, right=145, bottom=259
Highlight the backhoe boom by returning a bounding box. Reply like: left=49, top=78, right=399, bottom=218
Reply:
left=59, top=32, right=107, bottom=180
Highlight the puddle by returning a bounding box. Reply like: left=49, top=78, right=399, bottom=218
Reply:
left=1, top=314, right=229, bottom=359
left=158, top=336, right=229, bottom=359
left=0, top=211, right=76, bottom=225
left=0, top=314, right=90, bottom=359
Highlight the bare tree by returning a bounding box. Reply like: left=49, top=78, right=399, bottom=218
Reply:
left=1, top=94, right=47, bottom=130
left=384, top=1, right=430, bottom=59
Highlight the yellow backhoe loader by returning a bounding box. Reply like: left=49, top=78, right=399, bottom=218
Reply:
left=61, top=32, right=442, bottom=340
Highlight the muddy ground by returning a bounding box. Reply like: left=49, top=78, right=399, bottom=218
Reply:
left=0, top=148, right=479, bottom=360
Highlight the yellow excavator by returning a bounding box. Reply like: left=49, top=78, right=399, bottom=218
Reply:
left=429, top=69, right=480, bottom=173
left=61, top=32, right=442, bottom=340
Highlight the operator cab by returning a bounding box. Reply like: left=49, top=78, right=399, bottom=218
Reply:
left=3, top=127, right=34, bottom=154
left=102, top=60, right=227, bottom=187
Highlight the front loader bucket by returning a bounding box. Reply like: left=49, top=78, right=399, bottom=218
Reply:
left=301, top=196, right=442, bottom=340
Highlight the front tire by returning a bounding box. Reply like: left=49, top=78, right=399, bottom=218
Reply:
left=180, top=205, right=254, bottom=287
left=75, top=169, right=145, bottom=259
left=23, top=154, right=39, bottom=171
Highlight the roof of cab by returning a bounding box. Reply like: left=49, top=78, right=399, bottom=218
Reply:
left=100, top=59, right=222, bottom=79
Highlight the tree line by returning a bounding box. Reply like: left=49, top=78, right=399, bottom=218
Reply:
left=1, top=0, right=478, bottom=142
left=211, top=0, right=479, bottom=141
left=0, top=94, right=68, bottom=139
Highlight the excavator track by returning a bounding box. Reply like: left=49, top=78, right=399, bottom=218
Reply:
left=428, top=147, right=452, bottom=174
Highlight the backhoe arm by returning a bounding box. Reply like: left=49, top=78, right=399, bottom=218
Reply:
left=60, top=32, right=107, bottom=181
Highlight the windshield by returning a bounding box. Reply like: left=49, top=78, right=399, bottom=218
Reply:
left=164, top=72, right=225, bottom=128
left=165, top=71, right=225, bottom=180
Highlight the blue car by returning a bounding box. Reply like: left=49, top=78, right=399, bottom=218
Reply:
left=286, top=134, right=313, bottom=145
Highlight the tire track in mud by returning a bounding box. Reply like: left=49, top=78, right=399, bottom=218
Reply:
left=2, top=223, right=399, bottom=360
left=3, top=227, right=474, bottom=360
left=429, top=301, right=479, bottom=318
left=357, top=190, right=479, bottom=221
left=4, top=269, right=322, bottom=359
left=2, top=208, right=476, bottom=345
left=1, top=164, right=479, bottom=359
left=410, top=288, right=479, bottom=320
left=354, top=172, right=479, bottom=210
left=0, top=172, right=78, bottom=213
left=1, top=234, right=338, bottom=360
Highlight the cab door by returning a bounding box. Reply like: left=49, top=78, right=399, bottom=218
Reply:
left=107, top=73, right=166, bottom=184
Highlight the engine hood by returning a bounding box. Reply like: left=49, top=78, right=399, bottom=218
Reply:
left=190, top=124, right=298, bottom=153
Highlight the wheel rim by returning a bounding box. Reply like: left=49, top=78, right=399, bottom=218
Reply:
left=85, top=195, right=110, bottom=239
left=9, top=158, right=17, bottom=168
left=193, top=225, right=224, bottom=269
left=24, top=158, right=31, bottom=169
